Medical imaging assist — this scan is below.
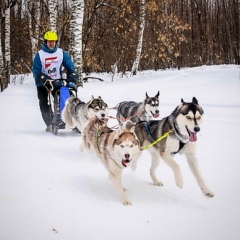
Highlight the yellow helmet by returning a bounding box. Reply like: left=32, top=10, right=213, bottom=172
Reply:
left=44, top=31, right=58, bottom=41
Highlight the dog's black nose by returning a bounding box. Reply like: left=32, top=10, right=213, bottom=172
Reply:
left=101, top=113, right=105, bottom=117
left=155, top=110, right=159, bottom=114
left=194, top=126, right=200, bottom=132
left=125, top=154, right=130, bottom=159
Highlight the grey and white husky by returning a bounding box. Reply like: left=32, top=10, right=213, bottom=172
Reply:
left=115, top=91, right=160, bottom=123
left=133, top=97, right=214, bottom=197
left=62, top=95, right=109, bottom=133
left=81, top=117, right=140, bottom=205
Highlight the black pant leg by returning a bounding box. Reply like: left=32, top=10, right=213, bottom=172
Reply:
left=37, top=87, right=52, bottom=126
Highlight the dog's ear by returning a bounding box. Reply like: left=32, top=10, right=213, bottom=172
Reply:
left=113, top=127, right=123, bottom=140
left=192, top=97, right=198, bottom=105
left=155, top=91, right=160, bottom=98
left=133, top=132, right=140, bottom=146
left=181, top=98, right=185, bottom=104
left=98, top=96, right=102, bottom=100
left=129, top=125, right=135, bottom=133
left=146, top=92, right=149, bottom=99
left=129, top=126, right=139, bottom=143
left=88, top=96, right=95, bottom=105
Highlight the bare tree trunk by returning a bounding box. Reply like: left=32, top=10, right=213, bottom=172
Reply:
left=0, top=0, right=19, bottom=90
left=131, top=0, right=145, bottom=76
left=5, top=6, right=11, bottom=84
left=70, top=0, right=85, bottom=86
left=232, top=0, right=240, bottom=64
left=27, top=0, right=41, bottom=58
left=0, top=13, right=6, bottom=91
left=48, top=0, right=57, bottom=31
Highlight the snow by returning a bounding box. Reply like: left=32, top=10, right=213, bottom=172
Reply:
left=0, top=65, right=240, bottom=240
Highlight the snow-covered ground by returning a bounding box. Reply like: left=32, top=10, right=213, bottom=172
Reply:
left=0, top=65, right=240, bottom=240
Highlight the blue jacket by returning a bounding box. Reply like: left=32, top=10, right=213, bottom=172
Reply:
left=33, top=44, right=75, bottom=87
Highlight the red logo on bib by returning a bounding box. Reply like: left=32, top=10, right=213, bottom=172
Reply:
left=45, top=57, right=58, bottom=68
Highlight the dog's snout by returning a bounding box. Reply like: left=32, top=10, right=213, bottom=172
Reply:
left=194, top=126, right=200, bottom=132
left=125, top=154, right=130, bottom=159
left=155, top=110, right=159, bottom=114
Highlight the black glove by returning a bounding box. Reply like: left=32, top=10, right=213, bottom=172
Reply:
left=37, top=73, right=51, bottom=85
left=67, top=72, right=79, bottom=83
left=66, top=82, right=77, bottom=89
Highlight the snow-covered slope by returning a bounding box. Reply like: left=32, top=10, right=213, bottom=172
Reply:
left=0, top=65, right=239, bottom=240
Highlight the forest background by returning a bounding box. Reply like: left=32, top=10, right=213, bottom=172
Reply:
left=0, top=0, right=239, bottom=91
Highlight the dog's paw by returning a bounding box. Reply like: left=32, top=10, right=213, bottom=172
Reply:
left=202, top=188, right=214, bottom=197
left=175, top=174, right=183, bottom=188
left=151, top=173, right=163, bottom=186
left=122, top=199, right=132, bottom=206
left=153, top=180, right=163, bottom=187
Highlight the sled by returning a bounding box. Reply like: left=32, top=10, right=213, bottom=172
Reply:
left=45, top=79, right=77, bottom=135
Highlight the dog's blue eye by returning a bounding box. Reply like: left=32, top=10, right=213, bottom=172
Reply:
left=197, top=116, right=201, bottom=120
left=186, top=116, right=191, bottom=120
left=120, top=145, right=124, bottom=148
left=130, top=144, right=133, bottom=148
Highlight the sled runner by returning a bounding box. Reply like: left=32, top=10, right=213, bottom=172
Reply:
left=44, top=79, right=77, bottom=135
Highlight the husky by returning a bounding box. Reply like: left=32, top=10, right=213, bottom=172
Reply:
left=133, top=97, right=214, bottom=197
left=81, top=117, right=140, bottom=205
left=115, top=91, right=160, bottom=124
left=62, top=95, right=109, bottom=133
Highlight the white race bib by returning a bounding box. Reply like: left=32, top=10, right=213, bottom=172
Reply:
left=39, top=48, right=63, bottom=79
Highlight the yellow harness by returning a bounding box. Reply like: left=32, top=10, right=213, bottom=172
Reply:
left=141, top=129, right=174, bottom=151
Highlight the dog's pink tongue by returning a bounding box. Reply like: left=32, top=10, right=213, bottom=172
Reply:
left=103, top=118, right=109, bottom=123
left=189, top=131, right=197, bottom=142
left=122, top=159, right=130, bottom=167
left=153, top=113, right=159, bottom=118
left=122, top=160, right=127, bottom=168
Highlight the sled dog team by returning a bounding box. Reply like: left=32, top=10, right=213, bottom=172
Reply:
left=62, top=92, right=214, bottom=205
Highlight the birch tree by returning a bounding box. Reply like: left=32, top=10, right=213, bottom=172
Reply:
left=131, top=0, right=145, bottom=75
left=5, top=6, right=11, bottom=82
left=0, top=10, right=5, bottom=91
left=27, top=0, right=41, bottom=58
left=70, top=0, right=85, bottom=86
left=0, top=0, right=17, bottom=91
left=48, top=0, right=57, bottom=32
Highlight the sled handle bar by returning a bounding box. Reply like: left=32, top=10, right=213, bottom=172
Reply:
left=44, top=79, right=69, bottom=92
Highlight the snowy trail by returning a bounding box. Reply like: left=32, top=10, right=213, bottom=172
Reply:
left=0, top=65, right=240, bottom=240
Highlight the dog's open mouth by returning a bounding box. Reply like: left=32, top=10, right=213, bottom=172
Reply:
left=122, top=159, right=131, bottom=167
left=186, top=127, right=197, bottom=142
left=101, top=117, right=109, bottom=123
left=151, top=111, right=159, bottom=118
